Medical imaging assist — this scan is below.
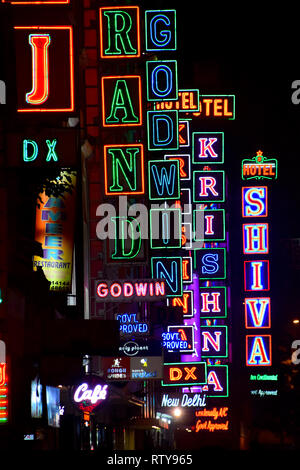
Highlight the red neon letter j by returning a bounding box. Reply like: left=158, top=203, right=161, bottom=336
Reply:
left=26, top=34, right=51, bottom=105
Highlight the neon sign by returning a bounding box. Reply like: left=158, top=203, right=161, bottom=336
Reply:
left=146, top=60, right=178, bottom=101
left=171, top=290, right=194, bottom=317
left=15, top=26, right=74, bottom=112
left=194, top=209, right=225, bottom=242
left=242, top=186, right=268, bottom=217
left=116, top=313, right=149, bottom=335
left=192, top=95, right=235, bottom=119
left=192, top=132, right=224, bottom=164
left=193, top=171, right=225, bottom=203
left=95, top=279, right=166, bottom=302
left=104, top=144, right=145, bottom=195
left=162, top=332, right=188, bottom=352
left=200, top=287, right=227, bottom=319
left=245, top=298, right=271, bottom=328
left=194, top=407, right=229, bottom=433
left=162, top=362, right=207, bottom=387
left=246, top=335, right=272, bottom=366
left=244, top=260, right=270, bottom=291
left=145, top=10, right=176, bottom=51
left=202, top=365, right=229, bottom=398
left=161, top=393, right=206, bottom=408
left=167, top=325, right=195, bottom=353
left=242, top=150, right=278, bottom=180
left=201, top=326, right=228, bottom=358
left=148, top=160, right=180, bottom=200
left=101, top=75, right=142, bottom=127
left=99, top=6, right=140, bottom=59
left=164, top=154, right=191, bottom=181
left=3, top=0, right=70, bottom=3
left=178, top=120, right=190, bottom=146
left=243, top=223, right=269, bottom=254
left=73, top=380, right=108, bottom=411
left=150, top=208, right=181, bottom=250
left=155, top=89, right=199, bottom=112
left=195, top=248, right=226, bottom=280
left=151, top=257, right=182, bottom=297
left=147, top=110, right=179, bottom=151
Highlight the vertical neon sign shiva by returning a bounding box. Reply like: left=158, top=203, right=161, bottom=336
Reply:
left=242, top=161, right=274, bottom=368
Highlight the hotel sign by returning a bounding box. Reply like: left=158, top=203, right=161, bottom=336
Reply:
left=242, top=150, right=278, bottom=180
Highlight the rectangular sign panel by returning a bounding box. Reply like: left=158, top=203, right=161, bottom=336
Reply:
left=14, top=26, right=74, bottom=113
left=242, top=151, right=278, bottom=180
left=162, top=362, right=207, bottom=387
left=95, top=279, right=166, bottom=302
left=6, top=129, right=78, bottom=167
left=33, top=171, right=76, bottom=292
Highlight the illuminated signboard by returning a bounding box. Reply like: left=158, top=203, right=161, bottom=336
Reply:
left=242, top=150, right=278, bottom=180
left=147, top=110, right=179, bottom=151
left=104, top=143, right=145, bottom=195
left=193, top=171, right=225, bottom=203
left=242, top=223, right=269, bottom=254
left=155, top=89, right=199, bottom=112
left=245, top=298, right=271, bottom=328
left=73, top=377, right=108, bottom=412
left=14, top=26, right=74, bottom=113
left=150, top=208, right=181, bottom=250
left=166, top=325, right=195, bottom=353
left=194, top=407, right=229, bottom=433
left=182, top=257, right=193, bottom=283
left=95, top=279, right=166, bottom=302
left=192, top=132, right=224, bottom=164
left=7, top=129, right=78, bottom=167
left=162, top=332, right=188, bottom=352
left=116, top=313, right=149, bottom=336
left=0, top=341, right=7, bottom=423
left=33, top=171, right=76, bottom=292
left=164, top=154, right=191, bottom=181
left=130, top=356, right=163, bottom=380
left=101, top=357, right=131, bottom=381
left=178, top=120, right=190, bottom=147
left=148, top=160, right=180, bottom=200
left=99, top=6, right=140, bottom=59
left=161, top=392, right=206, bottom=408
left=194, top=209, right=225, bottom=242
left=151, top=257, right=182, bottom=297
left=119, top=339, right=161, bottom=357
left=244, top=260, right=270, bottom=291
left=192, top=95, right=235, bottom=119
left=170, top=290, right=194, bottom=317
left=145, top=10, right=176, bottom=52
left=101, top=75, right=142, bottom=127
left=202, top=364, right=229, bottom=398
left=246, top=335, right=272, bottom=366
left=195, top=248, right=226, bottom=280
left=162, top=362, right=207, bottom=387
left=201, top=326, right=228, bottom=358
left=146, top=60, right=178, bottom=101
left=242, top=186, right=268, bottom=217
left=200, top=286, right=227, bottom=319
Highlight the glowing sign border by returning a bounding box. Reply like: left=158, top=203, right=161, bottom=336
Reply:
left=146, top=60, right=178, bottom=101
left=193, top=170, right=225, bottom=203
left=192, top=94, right=235, bottom=120
left=244, top=260, right=270, bottom=292
left=241, top=151, right=278, bottom=180
left=101, top=75, right=142, bottom=127
left=199, top=286, right=227, bottom=319
left=201, top=325, right=228, bottom=358
left=192, top=132, right=224, bottom=165
left=150, top=207, right=182, bottom=250
left=243, top=223, right=269, bottom=255
left=99, top=6, right=141, bottom=59
left=148, top=159, right=180, bottom=200
left=14, top=25, right=74, bottom=113
left=246, top=335, right=272, bottom=367
left=242, top=186, right=268, bottom=218
left=161, top=362, right=207, bottom=387
left=245, top=297, right=271, bottom=329
left=145, top=9, right=177, bottom=52
left=104, top=143, right=145, bottom=195
left=193, top=209, right=225, bottom=242
left=195, top=247, right=227, bottom=280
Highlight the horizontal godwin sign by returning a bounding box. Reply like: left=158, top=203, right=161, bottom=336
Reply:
left=95, top=279, right=166, bottom=302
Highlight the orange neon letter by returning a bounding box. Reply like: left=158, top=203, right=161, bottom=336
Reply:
left=26, top=34, right=51, bottom=105
left=0, top=364, right=6, bottom=387
left=170, top=367, right=183, bottom=381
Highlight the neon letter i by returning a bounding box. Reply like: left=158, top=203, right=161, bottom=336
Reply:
left=26, top=34, right=51, bottom=105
